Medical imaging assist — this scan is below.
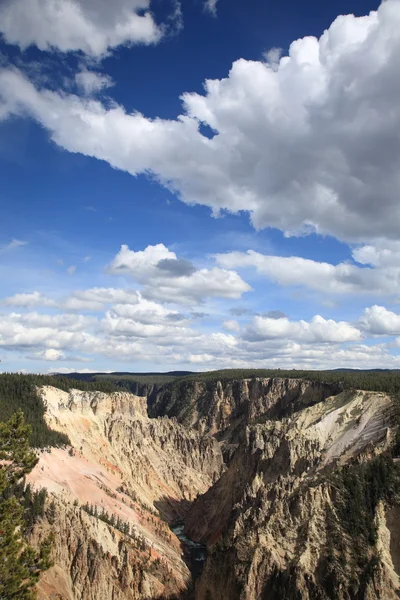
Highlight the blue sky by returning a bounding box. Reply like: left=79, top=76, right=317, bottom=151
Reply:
left=1, top=0, right=400, bottom=373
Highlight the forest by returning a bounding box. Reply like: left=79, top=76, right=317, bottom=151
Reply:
left=63, top=368, right=400, bottom=396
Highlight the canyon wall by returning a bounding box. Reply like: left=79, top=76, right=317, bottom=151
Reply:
left=24, top=378, right=400, bottom=599
left=186, top=388, right=400, bottom=599
left=28, top=387, right=223, bottom=599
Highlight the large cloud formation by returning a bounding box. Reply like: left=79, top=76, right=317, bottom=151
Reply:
left=1, top=243, right=400, bottom=369
left=1, top=0, right=400, bottom=241
left=1, top=297, right=400, bottom=370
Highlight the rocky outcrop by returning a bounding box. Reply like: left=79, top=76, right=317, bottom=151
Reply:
left=186, top=389, right=400, bottom=599
left=31, top=496, right=189, bottom=600
left=149, top=378, right=342, bottom=459
left=28, top=387, right=224, bottom=599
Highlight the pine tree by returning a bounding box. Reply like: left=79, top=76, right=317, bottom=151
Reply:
left=0, top=410, right=54, bottom=599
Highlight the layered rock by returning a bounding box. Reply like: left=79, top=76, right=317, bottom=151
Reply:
left=186, top=388, right=400, bottom=599
left=26, top=379, right=400, bottom=600
left=27, top=386, right=224, bottom=600
left=149, top=378, right=342, bottom=458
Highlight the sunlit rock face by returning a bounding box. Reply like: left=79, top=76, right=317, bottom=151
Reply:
left=27, top=380, right=400, bottom=600
left=28, top=386, right=223, bottom=600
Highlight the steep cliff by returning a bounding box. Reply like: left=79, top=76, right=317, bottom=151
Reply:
left=149, top=377, right=342, bottom=459
left=27, top=387, right=223, bottom=600
left=25, top=379, right=400, bottom=600
left=186, top=388, right=400, bottom=599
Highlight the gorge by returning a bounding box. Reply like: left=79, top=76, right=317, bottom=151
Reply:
left=4, top=372, right=400, bottom=599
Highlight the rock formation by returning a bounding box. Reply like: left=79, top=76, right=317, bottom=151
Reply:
left=27, top=387, right=223, bottom=599
left=149, top=377, right=343, bottom=459
left=25, top=378, right=400, bottom=599
left=186, top=387, right=400, bottom=599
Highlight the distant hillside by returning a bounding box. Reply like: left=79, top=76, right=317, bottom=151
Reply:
left=61, top=371, right=195, bottom=396
left=62, top=371, right=194, bottom=385
left=61, top=368, right=400, bottom=403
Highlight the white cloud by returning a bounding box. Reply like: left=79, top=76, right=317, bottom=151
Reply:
left=215, top=246, right=400, bottom=296
left=7, top=312, right=95, bottom=331
left=2, top=292, right=56, bottom=308
left=2, top=295, right=400, bottom=370
left=108, top=244, right=251, bottom=303
left=1, top=287, right=153, bottom=312
left=34, top=349, right=66, bottom=361
left=359, top=305, right=400, bottom=335
left=223, top=320, right=240, bottom=332
left=0, top=313, right=98, bottom=351
left=61, top=287, right=141, bottom=311
left=242, top=314, right=362, bottom=343
left=0, top=0, right=162, bottom=57
left=204, top=0, right=218, bottom=16
left=352, top=241, right=400, bottom=268
left=110, top=299, right=185, bottom=324
left=1, top=2, right=400, bottom=242
left=75, top=68, right=114, bottom=95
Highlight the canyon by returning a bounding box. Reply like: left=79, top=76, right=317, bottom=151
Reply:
left=25, top=377, right=400, bottom=599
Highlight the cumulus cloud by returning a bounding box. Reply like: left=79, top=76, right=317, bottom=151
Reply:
left=359, top=305, right=400, bottom=335
left=33, top=349, right=66, bottom=361
left=242, top=314, right=362, bottom=344
left=215, top=246, right=400, bottom=296
left=1, top=1, right=400, bottom=241
left=108, top=244, right=251, bottom=303
left=0, top=0, right=162, bottom=57
left=0, top=312, right=98, bottom=352
left=1, top=296, right=400, bottom=370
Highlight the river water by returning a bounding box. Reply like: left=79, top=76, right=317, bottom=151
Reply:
left=170, top=522, right=207, bottom=578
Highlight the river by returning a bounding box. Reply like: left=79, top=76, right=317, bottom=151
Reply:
left=170, top=522, right=207, bottom=578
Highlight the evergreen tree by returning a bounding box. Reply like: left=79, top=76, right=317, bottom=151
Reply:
left=0, top=411, right=54, bottom=599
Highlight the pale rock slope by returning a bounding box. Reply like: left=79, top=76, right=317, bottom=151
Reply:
left=27, top=387, right=223, bottom=600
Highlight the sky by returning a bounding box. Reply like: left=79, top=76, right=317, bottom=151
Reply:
left=1, top=0, right=400, bottom=374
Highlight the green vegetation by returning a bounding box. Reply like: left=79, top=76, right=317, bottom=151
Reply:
left=95, top=373, right=180, bottom=386
left=82, top=503, right=147, bottom=549
left=170, top=368, right=400, bottom=395
left=323, top=447, right=400, bottom=598
left=0, top=373, right=121, bottom=448
left=64, top=371, right=193, bottom=388
left=74, top=368, right=400, bottom=398
left=0, top=411, right=54, bottom=599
